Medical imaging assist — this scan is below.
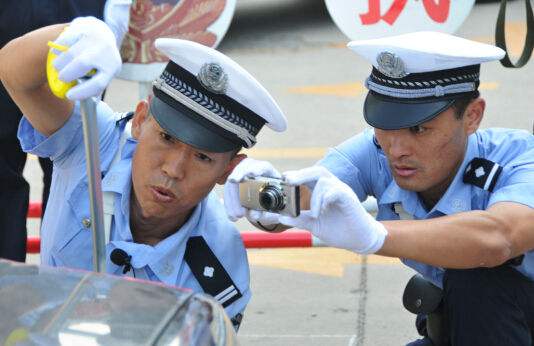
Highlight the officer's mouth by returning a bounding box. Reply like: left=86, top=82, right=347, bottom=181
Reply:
left=393, top=164, right=418, bottom=178
left=150, top=185, right=177, bottom=203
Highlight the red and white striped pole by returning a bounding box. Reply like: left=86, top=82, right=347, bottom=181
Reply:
left=26, top=197, right=378, bottom=253
left=26, top=230, right=324, bottom=253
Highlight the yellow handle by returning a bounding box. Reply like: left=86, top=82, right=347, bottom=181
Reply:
left=46, top=41, right=97, bottom=99
left=47, top=41, right=68, bottom=52
left=46, top=41, right=76, bottom=99
left=4, top=327, right=29, bottom=346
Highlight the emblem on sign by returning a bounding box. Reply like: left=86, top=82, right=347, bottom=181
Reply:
left=376, top=52, right=408, bottom=78
left=197, top=63, right=229, bottom=94
left=121, top=0, right=233, bottom=64
left=117, top=0, right=236, bottom=83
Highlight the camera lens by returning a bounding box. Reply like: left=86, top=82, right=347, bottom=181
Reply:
left=259, top=185, right=286, bottom=212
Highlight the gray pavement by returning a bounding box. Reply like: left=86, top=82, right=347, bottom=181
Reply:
left=23, top=0, right=533, bottom=345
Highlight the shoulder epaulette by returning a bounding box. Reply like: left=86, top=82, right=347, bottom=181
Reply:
left=463, top=157, right=503, bottom=192
left=115, top=111, right=134, bottom=126
left=184, top=236, right=242, bottom=308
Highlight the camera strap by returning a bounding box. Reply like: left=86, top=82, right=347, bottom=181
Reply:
left=495, top=0, right=534, bottom=68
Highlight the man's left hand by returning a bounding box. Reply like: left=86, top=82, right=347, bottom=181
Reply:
left=224, top=158, right=283, bottom=224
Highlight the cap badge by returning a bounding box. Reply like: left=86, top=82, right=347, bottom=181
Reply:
left=376, top=52, right=408, bottom=79
left=197, top=63, right=228, bottom=94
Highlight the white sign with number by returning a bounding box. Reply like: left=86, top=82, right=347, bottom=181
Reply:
left=325, top=0, right=475, bottom=40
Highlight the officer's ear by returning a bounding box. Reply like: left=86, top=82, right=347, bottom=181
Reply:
left=131, top=100, right=150, bottom=139
left=463, top=97, right=485, bottom=135
left=216, top=153, right=247, bottom=185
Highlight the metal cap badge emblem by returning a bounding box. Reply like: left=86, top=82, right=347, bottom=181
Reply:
left=376, top=52, right=408, bottom=79
left=197, top=63, right=229, bottom=94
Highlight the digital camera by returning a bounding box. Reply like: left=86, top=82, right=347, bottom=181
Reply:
left=239, top=177, right=300, bottom=217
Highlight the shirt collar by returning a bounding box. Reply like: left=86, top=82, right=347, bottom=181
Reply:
left=109, top=196, right=205, bottom=286
left=102, top=137, right=136, bottom=195
left=378, top=133, right=479, bottom=217
left=146, top=200, right=204, bottom=285
left=432, top=133, right=479, bottom=215
left=102, top=137, right=137, bottom=215
left=379, top=180, right=425, bottom=217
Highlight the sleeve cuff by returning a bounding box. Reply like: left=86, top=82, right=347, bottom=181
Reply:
left=17, top=103, right=83, bottom=161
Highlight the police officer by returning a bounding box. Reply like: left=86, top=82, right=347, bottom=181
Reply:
left=225, top=31, right=534, bottom=344
left=0, top=16, right=286, bottom=328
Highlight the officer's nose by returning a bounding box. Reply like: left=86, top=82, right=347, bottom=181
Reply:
left=379, top=130, right=412, bottom=160
left=161, top=145, right=188, bottom=180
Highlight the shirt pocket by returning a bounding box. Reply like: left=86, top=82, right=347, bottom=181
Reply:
left=51, top=180, right=94, bottom=270
left=51, top=227, right=93, bottom=270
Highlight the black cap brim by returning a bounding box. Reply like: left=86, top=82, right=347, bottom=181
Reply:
left=150, top=96, right=240, bottom=153
left=364, top=91, right=455, bottom=130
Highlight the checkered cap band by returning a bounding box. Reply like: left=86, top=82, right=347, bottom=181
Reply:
left=367, top=64, right=481, bottom=100
left=159, top=61, right=265, bottom=138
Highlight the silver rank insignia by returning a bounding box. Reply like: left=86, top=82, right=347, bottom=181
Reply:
left=203, top=266, right=214, bottom=278
left=376, top=52, right=408, bottom=79
left=197, top=62, right=229, bottom=94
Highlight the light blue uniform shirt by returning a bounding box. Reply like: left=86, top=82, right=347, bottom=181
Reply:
left=18, top=101, right=251, bottom=318
left=319, top=128, right=534, bottom=288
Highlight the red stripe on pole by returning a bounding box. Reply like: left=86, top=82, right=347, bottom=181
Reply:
left=26, top=230, right=314, bottom=254
left=28, top=202, right=42, bottom=218
left=241, top=230, right=313, bottom=248
left=27, top=236, right=40, bottom=254
left=27, top=200, right=315, bottom=252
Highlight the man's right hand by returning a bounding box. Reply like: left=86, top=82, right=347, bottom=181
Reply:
left=279, top=166, right=388, bottom=254
left=52, top=16, right=122, bottom=100
left=224, top=158, right=283, bottom=227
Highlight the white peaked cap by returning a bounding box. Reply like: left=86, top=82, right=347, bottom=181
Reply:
left=347, top=31, right=505, bottom=74
left=345, top=32, right=505, bottom=130
left=155, top=38, right=286, bottom=132
left=148, top=38, right=287, bottom=152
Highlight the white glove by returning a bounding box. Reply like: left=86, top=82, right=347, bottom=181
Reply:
left=279, top=166, right=387, bottom=254
left=103, top=0, right=132, bottom=47
left=52, top=16, right=122, bottom=100
left=224, top=158, right=282, bottom=227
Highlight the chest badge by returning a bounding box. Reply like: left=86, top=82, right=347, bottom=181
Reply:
left=203, top=266, right=215, bottom=278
